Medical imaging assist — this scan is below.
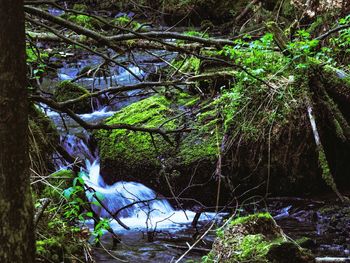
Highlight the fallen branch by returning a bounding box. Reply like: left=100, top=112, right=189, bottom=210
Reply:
left=315, top=257, right=350, bottom=263
left=34, top=198, right=51, bottom=227
left=306, top=100, right=346, bottom=202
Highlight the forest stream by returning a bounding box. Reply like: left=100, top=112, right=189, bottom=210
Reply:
left=42, top=47, right=349, bottom=262
left=1, top=1, right=346, bottom=262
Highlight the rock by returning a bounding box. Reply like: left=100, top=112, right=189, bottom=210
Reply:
left=94, top=92, right=221, bottom=203
left=207, top=213, right=314, bottom=263
left=296, top=237, right=317, bottom=249
left=94, top=85, right=331, bottom=205
left=53, top=81, right=92, bottom=114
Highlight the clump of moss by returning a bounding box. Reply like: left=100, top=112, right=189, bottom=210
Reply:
left=53, top=81, right=91, bottom=114
left=63, top=10, right=104, bottom=30
left=207, top=213, right=314, bottom=263
left=96, top=91, right=222, bottom=167
left=72, top=3, right=88, bottom=11
left=178, top=109, right=220, bottom=165
left=230, top=212, right=273, bottom=226
left=96, top=95, right=180, bottom=168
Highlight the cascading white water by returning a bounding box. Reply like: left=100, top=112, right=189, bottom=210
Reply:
left=40, top=83, right=221, bottom=232
left=84, top=159, right=174, bottom=219
left=83, top=159, right=218, bottom=231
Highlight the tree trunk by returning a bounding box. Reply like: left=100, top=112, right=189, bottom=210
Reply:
left=0, top=0, right=35, bottom=262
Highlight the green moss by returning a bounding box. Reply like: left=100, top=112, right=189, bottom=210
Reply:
left=238, top=234, right=273, bottom=262
left=51, top=169, right=75, bottom=178
left=318, top=149, right=336, bottom=188
left=178, top=124, right=219, bottom=165
left=183, top=97, right=200, bottom=107
left=36, top=217, right=85, bottom=262
left=207, top=212, right=313, bottom=262
left=178, top=100, right=221, bottom=165
left=96, top=96, right=179, bottom=167
left=96, top=89, right=225, bottom=169
left=230, top=212, right=273, bottom=226
left=72, top=4, right=88, bottom=11
left=54, top=81, right=91, bottom=113
left=171, top=56, right=201, bottom=74
left=29, top=105, right=59, bottom=175
left=65, top=13, right=103, bottom=29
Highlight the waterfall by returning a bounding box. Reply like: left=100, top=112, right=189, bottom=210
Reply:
left=84, top=160, right=174, bottom=219
left=43, top=102, right=220, bottom=232
left=83, top=159, right=217, bottom=231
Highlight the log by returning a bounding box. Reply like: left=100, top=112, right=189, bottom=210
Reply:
left=34, top=198, right=51, bottom=227
left=165, top=244, right=211, bottom=253
left=306, top=101, right=346, bottom=202
left=266, top=21, right=290, bottom=56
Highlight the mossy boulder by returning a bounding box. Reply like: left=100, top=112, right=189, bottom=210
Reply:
left=94, top=84, right=331, bottom=204
left=97, top=95, right=178, bottom=168
left=94, top=64, right=350, bottom=204
left=53, top=81, right=91, bottom=114
left=95, top=92, right=223, bottom=202
left=206, top=213, right=314, bottom=263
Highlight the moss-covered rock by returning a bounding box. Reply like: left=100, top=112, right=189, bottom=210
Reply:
left=53, top=81, right=91, bottom=114
left=206, top=213, right=314, bottom=263
left=95, top=92, right=222, bottom=198
left=94, top=76, right=330, bottom=204
left=97, top=95, right=178, bottom=168
left=94, top=56, right=349, bottom=204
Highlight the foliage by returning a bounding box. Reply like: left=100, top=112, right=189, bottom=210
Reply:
left=26, top=43, right=49, bottom=82
left=171, top=56, right=201, bottom=74
left=34, top=171, right=88, bottom=262
left=34, top=167, right=114, bottom=262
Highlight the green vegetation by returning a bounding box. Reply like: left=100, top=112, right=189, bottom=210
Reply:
left=29, top=106, right=59, bottom=176
left=19, top=1, right=350, bottom=261
left=229, top=212, right=272, bottom=226
left=204, top=213, right=313, bottom=263
left=53, top=81, right=91, bottom=113
left=96, top=94, right=182, bottom=167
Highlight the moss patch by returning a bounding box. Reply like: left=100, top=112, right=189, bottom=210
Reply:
left=96, top=95, right=182, bottom=168
left=230, top=212, right=273, bottom=226
left=53, top=81, right=91, bottom=114
left=207, top=213, right=314, bottom=263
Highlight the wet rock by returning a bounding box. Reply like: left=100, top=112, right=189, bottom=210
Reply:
left=53, top=81, right=92, bottom=114
left=208, top=213, right=314, bottom=263
left=297, top=237, right=317, bottom=249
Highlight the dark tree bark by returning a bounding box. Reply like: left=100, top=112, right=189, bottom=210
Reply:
left=0, top=0, right=35, bottom=262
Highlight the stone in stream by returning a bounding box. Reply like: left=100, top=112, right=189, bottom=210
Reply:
left=53, top=80, right=92, bottom=114
left=206, top=213, right=314, bottom=263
